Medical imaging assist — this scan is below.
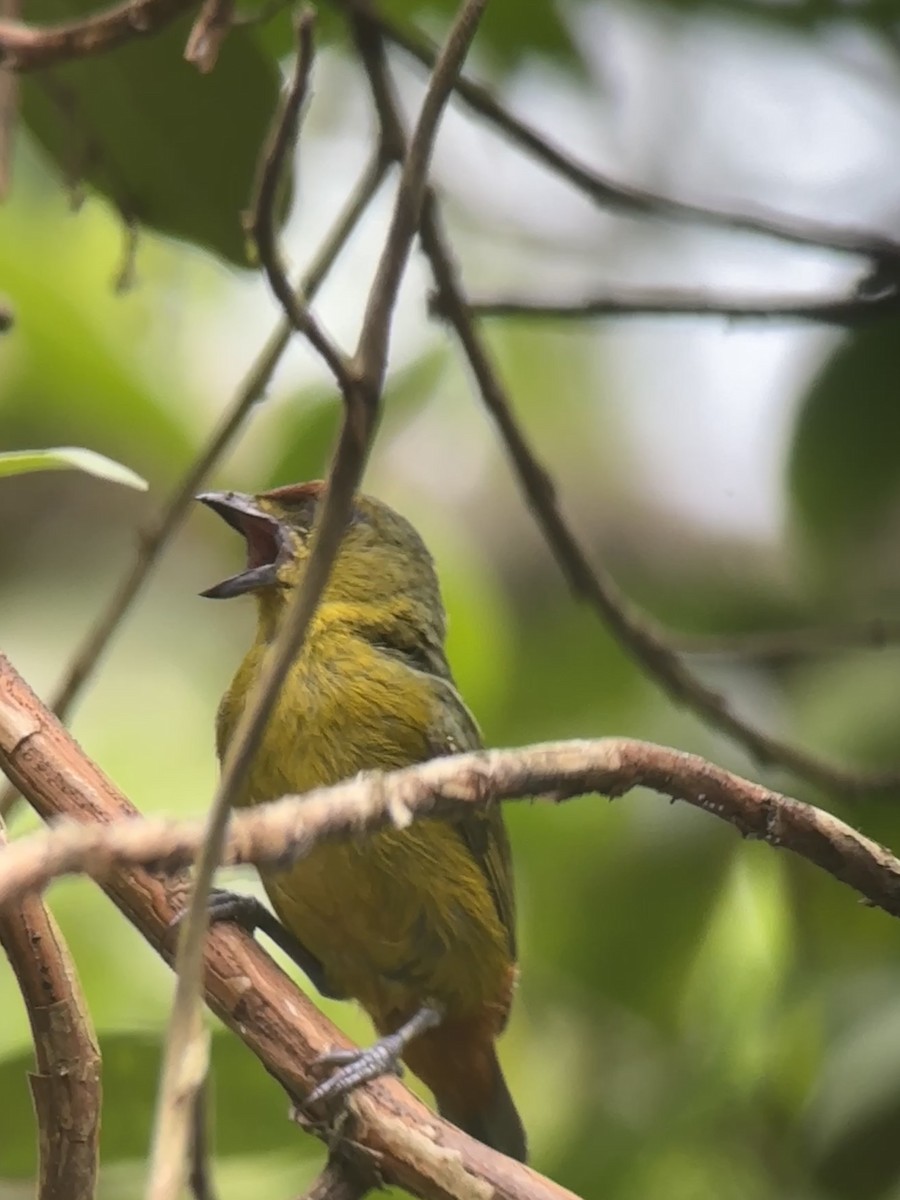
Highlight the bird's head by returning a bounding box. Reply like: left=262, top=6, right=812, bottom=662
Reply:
left=197, top=481, right=447, bottom=644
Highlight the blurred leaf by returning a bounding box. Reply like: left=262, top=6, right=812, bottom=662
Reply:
left=680, top=848, right=791, bottom=1091
left=808, top=997, right=900, bottom=1200
left=21, top=7, right=286, bottom=265
left=788, top=322, right=900, bottom=577
left=0, top=203, right=194, bottom=478
left=0, top=1028, right=309, bottom=1178
left=0, top=447, right=147, bottom=490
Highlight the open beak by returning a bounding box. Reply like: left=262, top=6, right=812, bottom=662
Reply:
left=197, top=492, right=286, bottom=599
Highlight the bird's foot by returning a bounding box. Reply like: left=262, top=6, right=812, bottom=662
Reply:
left=306, top=1002, right=443, bottom=1108
left=170, top=887, right=265, bottom=932
left=170, top=889, right=337, bottom=998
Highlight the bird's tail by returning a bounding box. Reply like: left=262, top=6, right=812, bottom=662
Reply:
left=397, top=1011, right=527, bottom=1162
left=437, top=1050, right=527, bottom=1163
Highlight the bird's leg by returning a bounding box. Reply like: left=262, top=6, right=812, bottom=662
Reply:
left=172, top=888, right=340, bottom=1000
left=306, top=1002, right=444, bottom=1108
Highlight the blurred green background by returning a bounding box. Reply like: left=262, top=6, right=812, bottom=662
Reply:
left=4, top=0, right=900, bottom=1197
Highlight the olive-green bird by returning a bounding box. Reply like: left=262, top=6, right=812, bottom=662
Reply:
left=199, top=481, right=526, bottom=1161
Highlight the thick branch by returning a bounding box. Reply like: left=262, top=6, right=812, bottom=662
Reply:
left=3, top=659, right=900, bottom=924
left=0, top=830, right=101, bottom=1200
left=0, top=654, right=577, bottom=1200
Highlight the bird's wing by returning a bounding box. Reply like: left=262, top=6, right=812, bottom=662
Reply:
left=427, top=677, right=517, bottom=961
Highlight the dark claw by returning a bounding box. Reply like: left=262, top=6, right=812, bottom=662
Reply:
left=170, top=888, right=340, bottom=999
left=169, top=887, right=257, bottom=930
left=305, top=1002, right=443, bottom=1110
left=307, top=1033, right=407, bottom=1108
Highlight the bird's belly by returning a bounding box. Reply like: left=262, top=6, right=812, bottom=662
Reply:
left=260, top=823, right=510, bottom=1023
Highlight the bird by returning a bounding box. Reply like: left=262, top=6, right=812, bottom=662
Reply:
left=198, top=480, right=526, bottom=1161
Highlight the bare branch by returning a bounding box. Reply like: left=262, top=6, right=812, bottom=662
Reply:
left=418, top=198, right=900, bottom=798
left=0, top=0, right=197, bottom=70
left=186, top=1082, right=217, bottom=1200
left=184, top=0, right=233, bottom=72
left=458, top=283, right=900, bottom=327
left=295, top=1158, right=371, bottom=1200
left=245, top=10, right=356, bottom=395
left=337, top=0, right=900, bottom=265
left=351, top=0, right=487, bottom=392
left=3, top=662, right=900, bottom=933
left=0, top=828, right=101, bottom=1200
left=0, top=652, right=582, bottom=1200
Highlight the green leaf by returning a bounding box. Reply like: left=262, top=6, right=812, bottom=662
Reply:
left=21, top=9, right=287, bottom=266
left=787, top=321, right=900, bottom=581
left=0, top=447, right=148, bottom=489
left=0, top=1028, right=313, bottom=1177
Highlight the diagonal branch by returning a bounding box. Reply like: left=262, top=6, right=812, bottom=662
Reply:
left=0, top=827, right=101, bottom=1200
left=0, top=652, right=582, bottom=1200
left=417, top=198, right=900, bottom=798
left=150, top=3, right=493, bottom=1197
left=145, top=21, right=328, bottom=1200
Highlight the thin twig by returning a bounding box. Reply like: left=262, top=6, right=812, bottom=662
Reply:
left=0, top=0, right=198, bottom=69
left=0, top=653, right=581, bottom=1200
left=187, top=1082, right=217, bottom=1200
left=418, top=197, right=900, bottom=798
left=245, top=9, right=355, bottom=395
left=183, top=0, right=233, bottom=72
left=337, top=0, right=900, bottom=265
left=672, top=618, right=900, bottom=663
left=0, top=827, right=101, bottom=1200
left=350, top=0, right=488, bottom=391
left=0, top=147, right=387, bottom=821
left=0, top=0, right=18, bottom=197
left=144, top=18, right=329, bottom=1200
left=295, top=1157, right=371, bottom=1200
left=459, top=283, right=900, bottom=326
